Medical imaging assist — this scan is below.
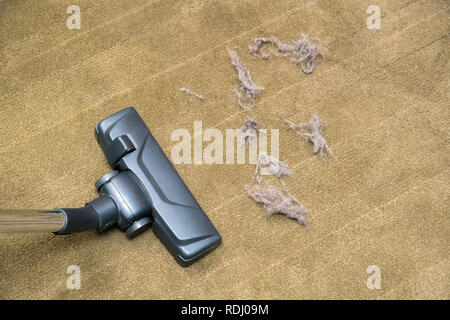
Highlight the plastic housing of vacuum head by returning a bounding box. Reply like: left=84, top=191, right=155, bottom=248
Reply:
left=92, top=107, right=221, bottom=266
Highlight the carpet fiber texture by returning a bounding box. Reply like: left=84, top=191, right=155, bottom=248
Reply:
left=0, top=0, right=449, bottom=299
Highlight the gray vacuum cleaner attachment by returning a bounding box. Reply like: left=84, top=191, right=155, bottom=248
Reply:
left=55, top=107, right=221, bottom=267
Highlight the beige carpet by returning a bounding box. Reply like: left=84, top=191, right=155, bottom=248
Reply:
left=0, top=0, right=448, bottom=299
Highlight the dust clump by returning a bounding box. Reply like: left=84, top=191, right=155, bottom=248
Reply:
left=249, top=34, right=325, bottom=74
left=240, top=118, right=259, bottom=145
left=252, top=153, right=292, bottom=184
left=247, top=182, right=309, bottom=229
left=228, top=49, right=264, bottom=109
left=284, top=115, right=332, bottom=160
left=247, top=153, right=308, bottom=228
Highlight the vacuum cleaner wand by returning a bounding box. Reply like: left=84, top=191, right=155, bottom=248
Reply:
left=0, top=107, right=221, bottom=267
left=0, top=209, right=65, bottom=233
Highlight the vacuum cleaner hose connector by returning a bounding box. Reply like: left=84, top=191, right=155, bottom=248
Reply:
left=55, top=195, right=119, bottom=234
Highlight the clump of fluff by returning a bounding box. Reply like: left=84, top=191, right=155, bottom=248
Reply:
left=284, top=115, right=332, bottom=160
left=240, top=118, right=259, bottom=146
left=246, top=182, right=309, bottom=229
left=252, top=152, right=293, bottom=184
left=249, top=34, right=325, bottom=74
left=228, top=49, right=264, bottom=109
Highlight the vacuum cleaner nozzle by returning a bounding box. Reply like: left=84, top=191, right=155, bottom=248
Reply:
left=55, top=107, right=221, bottom=267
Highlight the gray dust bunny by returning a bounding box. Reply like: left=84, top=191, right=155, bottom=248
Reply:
left=284, top=115, right=333, bottom=160
left=228, top=49, right=264, bottom=109
left=240, top=118, right=259, bottom=146
left=246, top=182, right=309, bottom=229
left=249, top=34, right=325, bottom=74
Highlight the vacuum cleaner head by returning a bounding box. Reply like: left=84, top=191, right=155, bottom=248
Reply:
left=56, top=107, right=221, bottom=267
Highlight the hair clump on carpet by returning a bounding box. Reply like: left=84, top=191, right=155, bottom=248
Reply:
left=284, top=115, right=333, bottom=160
left=246, top=182, right=309, bottom=229
left=240, top=118, right=259, bottom=145
left=248, top=34, right=325, bottom=74
left=252, top=152, right=292, bottom=184
left=248, top=153, right=308, bottom=228
left=228, top=49, right=264, bottom=109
